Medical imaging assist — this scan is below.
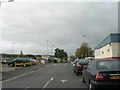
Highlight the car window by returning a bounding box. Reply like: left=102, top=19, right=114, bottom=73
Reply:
left=77, top=59, right=91, bottom=65
left=97, top=60, right=120, bottom=70
left=13, top=58, right=18, bottom=61
left=86, top=60, right=94, bottom=69
left=15, top=59, right=21, bottom=63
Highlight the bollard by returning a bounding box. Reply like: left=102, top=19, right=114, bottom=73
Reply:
left=15, top=62, right=17, bottom=70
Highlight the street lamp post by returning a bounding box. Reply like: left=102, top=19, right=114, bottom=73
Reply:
left=47, top=40, right=49, bottom=60
left=50, top=44, right=55, bottom=55
left=52, top=44, right=55, bottom=55
left=0, top=0, right=14, bottom=6
left=0, top=0, right=14, bottom=41
left=82, top=35, right=90, bottom=57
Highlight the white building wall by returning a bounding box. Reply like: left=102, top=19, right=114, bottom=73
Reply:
left=95, top=43, right=113, bottom=59
left=112, top=43, right=120, bottom=57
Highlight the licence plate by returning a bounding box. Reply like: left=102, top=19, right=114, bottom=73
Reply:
left=110, top=75, right=120, bottom=79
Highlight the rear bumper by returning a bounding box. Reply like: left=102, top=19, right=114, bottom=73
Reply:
left=76, top=68, right=83, bottom=73
left=91, top=80, right=120, bottom=88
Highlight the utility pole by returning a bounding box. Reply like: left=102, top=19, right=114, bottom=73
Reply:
left=0, top=0, right=14, bottom=7
left=51, top=44, right=55, bottom=55
left=53, top=44, right=55, bottom=55
left=47, top=40, right=49, bottom=60
left=82, top=35, right=90, bottom=57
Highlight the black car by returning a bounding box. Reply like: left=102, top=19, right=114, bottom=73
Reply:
left=53, top=60, right=58, bottom=63
left=8, top=58, right=31, bottom=67
left=82, top=59, right=120, bottom=90
left=73, top=59, right=91, bottom=75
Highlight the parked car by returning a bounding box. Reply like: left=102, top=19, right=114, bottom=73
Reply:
left=85, top=57, right=94, bottom=60
left=2, top=59, right=7, bottom=64
left=82, top=59, right=120, bottom=90
left=29, top=59, right=37, bottom=65
left=53, top=59, right=58, bottom=63
left=73, top=59, right=91, bottom=75
left=8, top=58, right=31, bottom=67
left=64, top=61, right=67, bottom=63
left=41, top=60, right=45, bottom=64
left=72, top=59, right=79, bottom=65
left=59, top=60, right=64, bottom=63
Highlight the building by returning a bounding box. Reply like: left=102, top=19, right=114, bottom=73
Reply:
left=41, top=55, right=50, bottom=60
left=95, top=33, right=120, bottom=59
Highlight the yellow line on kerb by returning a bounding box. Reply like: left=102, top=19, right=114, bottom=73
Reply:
left=2, top=64, right=54, bottom=82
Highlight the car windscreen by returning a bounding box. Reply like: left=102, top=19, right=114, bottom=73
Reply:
left=77, top=59, right=91, bottom=65
left=13, top=58, right=21, bottom=61
left=97, top=60, right=120, bottom=70
left=73, top=59, right=78, bottom=64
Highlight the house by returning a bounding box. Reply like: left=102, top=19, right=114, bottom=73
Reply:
left=95, top=33, right=120, bottom=59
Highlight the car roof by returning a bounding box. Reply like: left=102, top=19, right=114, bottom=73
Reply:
left=93, top=59, right=120, bottom=61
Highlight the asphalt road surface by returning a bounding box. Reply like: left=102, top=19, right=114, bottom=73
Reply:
left=2, top=63, right=88, bottom=89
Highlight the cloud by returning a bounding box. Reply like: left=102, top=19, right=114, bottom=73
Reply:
left=0, top=2, right=118, bottom=55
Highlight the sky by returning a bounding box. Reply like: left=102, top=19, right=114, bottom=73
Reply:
left=0, top=0, right=118, bottom=56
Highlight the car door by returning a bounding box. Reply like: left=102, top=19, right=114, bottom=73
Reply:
left=15, top=58, right=22, bottom=63
left=83, top=61, right=94, bottom=85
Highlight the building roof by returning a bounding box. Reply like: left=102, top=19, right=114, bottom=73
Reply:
left=95, top=33, right=120, bottom=50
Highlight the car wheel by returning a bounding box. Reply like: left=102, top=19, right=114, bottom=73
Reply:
left=89, top=82, right=94, bottom=90
left=80, top=72, right=82, bottom=76
left=9, top=64, right=13, bottom=67
left=76, top=71, right=79, bottom=75
left=23, top=64, right=26, bottom=67
left=81, top=76, right=85, bottom=83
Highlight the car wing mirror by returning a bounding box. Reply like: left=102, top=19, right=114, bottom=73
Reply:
left=73, top=64, right=75, bottom=66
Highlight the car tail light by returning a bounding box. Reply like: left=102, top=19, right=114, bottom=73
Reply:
left=76, top=65, right=83, bottom=68
left=94, top=74, right=104, bottom=80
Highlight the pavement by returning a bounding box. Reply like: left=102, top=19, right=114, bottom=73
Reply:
left=2, top=64, right=20, bottom=72
left=2, top=63, right=88, bottom=89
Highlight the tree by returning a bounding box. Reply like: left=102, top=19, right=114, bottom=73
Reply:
left=54, top=48, right=68, bottom=60
left=75, top=43, right=93, bottom=59
left=69, top=55, right=77, bottom=62
left=19, top=50, right=24, bottom=57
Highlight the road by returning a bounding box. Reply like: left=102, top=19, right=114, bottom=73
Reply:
left=2, top=63, right=88, bottom=89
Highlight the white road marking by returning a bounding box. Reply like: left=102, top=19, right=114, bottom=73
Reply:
left=25, top=86, right=29, bottom=90
left=2, top=65, right=52, bottom=82
left=43, top=78, right=54, bottom=88
left=61, top=80, right=68, bottom=83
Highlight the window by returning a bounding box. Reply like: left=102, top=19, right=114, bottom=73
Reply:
left=86, top=61, right=94, bottom=69
left=102, top=51, right=104, bottom=54
left=108, top=49, right=110, bottom=52
left=97, top=60, right=120, bottom=70
left=109, top=43, right=111, bottom=46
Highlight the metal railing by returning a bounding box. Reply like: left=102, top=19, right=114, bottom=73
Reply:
left=14, top=62, right=43, bottom=70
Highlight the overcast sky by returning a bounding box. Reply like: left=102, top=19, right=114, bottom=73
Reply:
left=0, top=0, right=118, bottom=56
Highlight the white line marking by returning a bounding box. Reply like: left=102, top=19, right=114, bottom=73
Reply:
left=25, top=86, right=29, bottom=90
left=2, top=65, right=52, bottom=82
left=61, top=80, right=68, bottom=83
left=43, top=78, right=54, bottom=88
